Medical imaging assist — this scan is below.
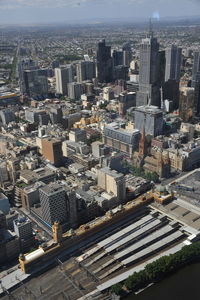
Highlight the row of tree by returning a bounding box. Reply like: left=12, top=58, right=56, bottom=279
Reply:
left=123, top=161, right=160, bottom=183
left=111, top=241, right=200, bottom=296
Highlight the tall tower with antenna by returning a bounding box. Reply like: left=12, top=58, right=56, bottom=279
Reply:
left=136, top=19, right=160, bottom=108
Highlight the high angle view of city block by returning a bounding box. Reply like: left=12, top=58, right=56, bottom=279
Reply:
left=1, top=0, right=200, bottom=299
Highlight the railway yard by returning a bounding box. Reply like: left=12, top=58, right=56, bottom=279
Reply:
left=2, top=205, right=196, bottom=300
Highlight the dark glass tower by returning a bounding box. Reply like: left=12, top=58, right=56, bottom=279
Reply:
left=192, top=51, right=200, bottom=88
left=194, top=71, right=200, bottom=115
left=96, top=39, right=113, bottom=83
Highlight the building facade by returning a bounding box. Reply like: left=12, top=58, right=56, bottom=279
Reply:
left=165, top=45, right=182, bottom=82
left=39, top=183, right=68, bottom=228
left=96, top=39, right=113, bottom=83
left=103, top=122, right=140, bottom=157
left=76, top=61, right=96, bottom=83
left=136, top=33, right=160, bottom=107
left=55, top=66, right=74, bottom=95
left=134, top=105, right=164, bottom=137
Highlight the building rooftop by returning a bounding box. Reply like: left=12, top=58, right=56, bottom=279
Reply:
left=0, top=193, right=8, bottom=200
left=20, top=167, right=55, bottom=184
left=39, top=182, right=65, bottom=195
left=23, top=181, right=46, bottom=194
left=135, top=105, right=163, bottom=114
left=14, top=216, right=31, bottom=227
left=99, top=167, right=124, bottom=179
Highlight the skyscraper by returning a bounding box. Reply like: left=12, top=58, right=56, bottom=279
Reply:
left=23, top=69, right=48, bottom=98
left=165, top=45, right=182, bottom=82
left=39, top=183, right=68, bottom=228
left=192, top=51, right=200, bottom=88
left=41, top=138, right=63, bottom=167
left=96, top=39, right=113, bottom=83
left=194, top=72, right=200, bottom=115
left=179, top=87, right=195, bottom=122
left=68, top=82, right=83, bottom=100
left=158, top=50, right=166, bottom=83
left=76, top=61, right=96, bottom=83
left=136, top=30, right=160, bottom=107
left=122, top=42, right=132, bottom=67
left=112, top=50, right=124, bottom=66
left=55, top=65, right=74, bottom=95
left=18, top=59, right=38, bottom=94
left=134, top=105, right=164, bottom=137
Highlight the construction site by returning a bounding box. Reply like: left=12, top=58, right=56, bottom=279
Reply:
left=1, top=204, right=197, bottom=300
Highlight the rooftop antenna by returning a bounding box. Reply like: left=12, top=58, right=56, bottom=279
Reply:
left=148, top=18, right=153, bottom=37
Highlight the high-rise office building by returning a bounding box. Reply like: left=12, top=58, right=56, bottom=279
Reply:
left=163, top=79, right=180, bottom=110
left=0, top=193, right=10, bottom=215
left=134, top=105, right=164, bottom=137
left=39, top=183, right=68, bottom=228
left=179, top=87, right=195, bottom=122
left=68, top=82, right=83, bottom=100
left=165, top=45, right=182, bottom=82
left=118, top=92, right=136, bottom=116
left=112, top=50, right=124, bottom=66
left=76, top=61, right=95, bottom=83
left=113, top=65, right=129, bottom=81
left=0, top=109, right=16, bottom=125
left=192, top=51, right=200, bottom=87
left=157, top=50, right=166, bottom=87
left=13, top=217, right=32, bottom=240
left=25, top=108, right=47, bottom=124
left=23, top=69, right=48, bottom=98
left=69, top=128, right=87, bottom=143
left=18, top=59, right=38, bottom=94
left=49, top=106, right=63, bottom=124
left=193, top=72, right=200, bottom=116
left=41, top=138, right=63, bottom=167
left=0, top=211, right=20, bottom=264
left=96, top=39, right=113, bottom=83
left=122, top=42, right=132, bottom=67
left=55, top=65, right=74, bottom=95
left=136, top=31, right=160, bottom=107
left=13, top=216, right=34, bottom=251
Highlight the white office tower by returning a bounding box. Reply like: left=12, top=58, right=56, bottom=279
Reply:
left=55, top=65, right=74, bottom=95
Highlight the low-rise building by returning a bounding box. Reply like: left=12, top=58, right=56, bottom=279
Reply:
left=20, top=167, right=56, bottom=185
left=103, top=122, right=140, bottom=158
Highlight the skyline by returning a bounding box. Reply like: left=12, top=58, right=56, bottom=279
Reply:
left=0, top=0, right=200, bottom=24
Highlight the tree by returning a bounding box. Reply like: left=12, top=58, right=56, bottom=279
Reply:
left=111, top=283, right=123, bottom=295
left=125, top=271, right=148, bottom=291
left=113, top=242, right=200, bottom=294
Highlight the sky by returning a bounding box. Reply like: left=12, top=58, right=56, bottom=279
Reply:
left=0, top=0, right=200, bottom=24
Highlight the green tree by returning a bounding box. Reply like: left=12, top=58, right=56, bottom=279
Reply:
left=112, top=242, right=200, bottom=294
left=111, top=283, right=123, bottom=295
